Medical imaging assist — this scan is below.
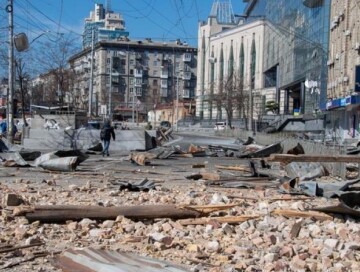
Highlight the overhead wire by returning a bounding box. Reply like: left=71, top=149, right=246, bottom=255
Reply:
left=172, top=0, right=190, bottom=40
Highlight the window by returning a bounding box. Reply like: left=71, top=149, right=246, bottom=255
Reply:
left=153, top=60, right=158, bottom=66
left=135, top=87, right=142, bottom=96
left=153, top=79, right=158, bottom=86
left=136, top=78, right=142, bottom=84
left=130, top=87, right=134, bottom=93
left=107, top=58, right=110, bottom=64
left=130, top=69, right=134, bottom=75
left=130, top=78, right=134, bottom=84
left=130, top=59, right=134, bottom=65
left=153, top=70, right=158, bottom=76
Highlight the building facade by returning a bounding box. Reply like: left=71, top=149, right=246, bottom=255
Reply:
left=69, top=39, right=197, bottom=122
left=324, top=0, right=360, bottom=143
left=245, top=0, right=331, bottom=118
left=83, top=3, right=129, bottom=49
left=196, top=0, right=274, bottom=129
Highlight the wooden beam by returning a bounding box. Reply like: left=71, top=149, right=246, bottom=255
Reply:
left=215, top=165, right=252, bottom=173
left=178, top=215, right=260, bottom=226
left=268, top=154, right=360, bottom=164
left=271, top=209, right=333, bottom=221
left=16, top=205, right=204, bottom=223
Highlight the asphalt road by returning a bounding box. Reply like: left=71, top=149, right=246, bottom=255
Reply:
left=0, top=131, right=248, bottom=190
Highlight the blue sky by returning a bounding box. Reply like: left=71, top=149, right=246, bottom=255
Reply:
left=7, top=0, right=247, bottom=47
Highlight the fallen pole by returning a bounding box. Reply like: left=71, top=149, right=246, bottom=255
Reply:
left=16, top=205, right=204, bottom=223
left=268, top=154, right=360, bottom=164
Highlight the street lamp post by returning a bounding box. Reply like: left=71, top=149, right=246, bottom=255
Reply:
left=108, top=54, right=112, bottom=120
left=7, top=0, right=14, bottom=143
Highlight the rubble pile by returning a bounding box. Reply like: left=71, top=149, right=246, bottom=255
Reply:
left=1, top=141, right=360, bottom=271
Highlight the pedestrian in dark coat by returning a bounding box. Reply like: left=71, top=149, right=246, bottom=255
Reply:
left=101, top=120, right=115, bottom=156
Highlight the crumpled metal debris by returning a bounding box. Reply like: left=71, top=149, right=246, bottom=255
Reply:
left=311, top=192, right=360, bottom=218
left=285, top=162, right=327, bottom=181
left=280, top=178, right=360, bottom=198
left=111, top=178, right=156, bottom=192
left=1, top=152, right=30, bottom=167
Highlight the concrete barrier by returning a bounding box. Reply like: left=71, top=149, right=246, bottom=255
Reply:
left=23, top=128, right=156, bottom=152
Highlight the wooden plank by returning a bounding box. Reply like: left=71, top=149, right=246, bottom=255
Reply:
left=184, top=204, right=240, bottom=214
left=215, top=165, right=252, bottom=173
left=271, top=209, right=333, bottom=221
left=178, top=215, right=260, bottom=226
left=268, top=154, right=360, bottom=163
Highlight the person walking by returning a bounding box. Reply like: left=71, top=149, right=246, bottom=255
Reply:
left=100, top=120, right=115, bottom=157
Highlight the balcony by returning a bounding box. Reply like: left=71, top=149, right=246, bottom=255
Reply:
left=183, top=53, right=192, bottom=62
left=182, top=71, right=192, bottom=80
left=160, top=80, right=168, bottom=88
left=134, top=79, right=142, bottom=87
left=135, top=87, right=142, bottom=97
left=160, top=70, right=169, bottom=78
left=134, top=69, right=143, bottom=77
left=135, top=53, right=142, bottom=59
left=160, top=88, right=168, bottom=97
left=182, top=89, right=190, bottom=98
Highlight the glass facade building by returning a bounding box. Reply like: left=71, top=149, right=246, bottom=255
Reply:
left=244, top=0, right=331, bottom=114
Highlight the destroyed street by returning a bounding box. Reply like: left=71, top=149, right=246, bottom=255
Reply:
left=1, top=131, right=360, bottom=272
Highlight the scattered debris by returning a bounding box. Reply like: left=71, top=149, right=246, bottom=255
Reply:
left=113, top=178, right=157, bottom=192
left=287, top=143, right=305, bottom=155
left=130, top=152, right=157, bottom=165
left=37, top=156, right=80, bottom=172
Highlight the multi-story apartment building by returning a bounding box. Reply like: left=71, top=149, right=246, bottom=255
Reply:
left=325, top=0, right=360, bottom=143
left=83, top=3, right=129, bottom=49
left=68, top=38, right=197, bottom=121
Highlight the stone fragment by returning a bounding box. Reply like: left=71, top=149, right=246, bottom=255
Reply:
left=101, top=220, right=115, bottom=228
left=78, top=218, right=97, bottom=229
left=206, top=240, right=221, bottom=253
left=324, top=238, right=339, bottom=250
left=5, top=193, right=24, bottom=206
left=25, top=236, right=42, bottom=245
left=263, top=253, right=278, bottom=263
left=187, top=244, right=200, bottom=253
left=290, top=255, right=307, bottom=270
left=67, top=222, right=78, bottom=231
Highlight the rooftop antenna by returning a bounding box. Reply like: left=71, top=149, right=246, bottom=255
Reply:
left=210, top=0, right=236, bottom=24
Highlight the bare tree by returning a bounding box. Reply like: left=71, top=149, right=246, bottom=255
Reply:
left=211, top=72, right=249, bottom=129
left=14, top=58, right=31, bottom=140
left=34, top=33, right=80, bottom=108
